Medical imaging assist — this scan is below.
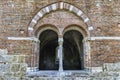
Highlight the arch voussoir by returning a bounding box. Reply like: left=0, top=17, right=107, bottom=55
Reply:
left=28, top=2, right=93, bottom=37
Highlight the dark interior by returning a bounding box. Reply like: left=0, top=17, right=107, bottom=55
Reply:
left=39, top=30, right=58, bottom=70
left=63, top=30, right=84, bottom=70
left=39, top=29, right=84, bottom=70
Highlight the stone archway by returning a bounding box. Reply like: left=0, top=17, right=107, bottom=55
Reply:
left=63, top=30, right=84, bottom=70
left=28, top=2, right=93, bottom=36
left=27, top=2, right=92, bottom=72
left=39, top=30, right=58, bottom=70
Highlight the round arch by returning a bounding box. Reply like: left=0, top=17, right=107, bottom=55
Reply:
left=28, top=2, right=93, bottom=37
left=39, top=30, right=59, bottom=70
left=63, top=30, right=84, bottom=70
left=35, top=24, right=59, bottom=38
left=63, top=24, right=89, bottom=38
left=28, top=1, right=92, bottom=72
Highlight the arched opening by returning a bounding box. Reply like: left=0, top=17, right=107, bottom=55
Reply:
left=39, top=30, right=58, bottom=70
left=63, top=30, right=84, bottom=70
left=27, top=2, right=92, bottom=75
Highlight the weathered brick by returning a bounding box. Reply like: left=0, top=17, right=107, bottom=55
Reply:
left=0, top=0, right=120, bottom=79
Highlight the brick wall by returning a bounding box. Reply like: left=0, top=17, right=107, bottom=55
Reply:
left=91, top=40, right=120, bottom=67
left=0, top=1, right=120, bottom=79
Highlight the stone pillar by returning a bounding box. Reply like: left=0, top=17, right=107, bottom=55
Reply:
left=58, top=37, right=63, bottom=72
left=35, top=39, right=40, bottom=71
left=83, top=37, right=91, bottom=70
left=82, top=38, right=87, bottom=69
left=31, top=37, right=40, bottom=71
left=87, top=39, right=91, bottom=71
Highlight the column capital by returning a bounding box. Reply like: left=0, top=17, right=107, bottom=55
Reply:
left=82, top=37, right=91, bottom=42
left=58, top=38, right=63, bottom=42
left=32, top=37, right=40, bottom=43
left=58, top=34, right=63, bottom=38
left=58, top=38, right=63, bottom=45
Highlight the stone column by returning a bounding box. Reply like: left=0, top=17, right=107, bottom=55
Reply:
left=82, top=38, right=87, bottom=69
left=31, top=37, right=40, bottom=71
left=83, top=37, right=91, bottom=70
left=35, top=39, right=40, bottom=71
left=87, top=39, right=91, bottom=71
left=58, top=37, right=63, bottom=72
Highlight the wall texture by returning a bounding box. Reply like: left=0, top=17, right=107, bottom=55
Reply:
left=0, top=0, right=120, bottom=80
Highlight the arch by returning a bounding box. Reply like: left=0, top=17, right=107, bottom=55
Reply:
left=35, top=24, right=59, bottom=38
left=63, top=30, right=84, bottom=70
left=28, top=1, right=92, bottom=72
left=39, top=30, right=59, bottom=70
left=63, top=24, right=89, bottom=37
left=28, top=2, right=93, bottom=37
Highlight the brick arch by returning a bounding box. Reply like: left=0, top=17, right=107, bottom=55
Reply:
left=34, top=24, right=59, bottom=38
left=63, top=24, right=89, bottom=37
left=28, top=2, right=93, bottom=37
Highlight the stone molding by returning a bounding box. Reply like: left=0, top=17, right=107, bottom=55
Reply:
left=28, top=2, right=93, bottom=37
left=7, top=37, right=120, bottom=41
left=7, top=37, right=40, bottom=42
left=90, top=37, right=120, bottom=40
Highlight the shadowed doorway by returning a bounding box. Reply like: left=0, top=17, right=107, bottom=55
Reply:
left=39, top=30, right=58, bottom=70
left=63, top=30, right=84, bottom=70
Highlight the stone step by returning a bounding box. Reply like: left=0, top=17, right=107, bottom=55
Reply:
left=26, top=70, right=90, bottom=77
left=22, top=77, right=91, bottom=80
left=22, top=76, right=120, bottom=80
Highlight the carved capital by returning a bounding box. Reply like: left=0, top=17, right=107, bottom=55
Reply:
left=58, top=38, right=63, bottom=45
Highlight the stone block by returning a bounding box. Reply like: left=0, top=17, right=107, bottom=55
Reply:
left=92, top=67, right=103, bottom=73
left=0, top=49, right=8, bottom=55
left=0, top=64, right=11, bottom=72
left=75, top=77, right=90, bottom=80
left=3, top=77, right=18, bottom=80
left=34, top=77, right=60, bottom=80
left=103, top=62, right=120, bottom=71
left=3, top=55, right=25, bottom=63
left=2, top=72, right=21, bottom=80
left=20, top=63, right=27, bottom=72
left=115, top=77, right=120, bottom=80
left=14, top=71, right=25, bottom=77
left=11, top=64, right=20, bottom=72
left=18, top=55, right=25, bottom=63
left=0, top=72, right=4, bottom=77
left=0, top=76, right=3, bottom=80
left=3, top=55, right=18, bottom=63
left=0, top=55, right=4, bottom=62
left=3, top=72, right=14, bottom=79
left=63, top=77, right=76, bottom=80
left=21, top=76, right=32, bottom=80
